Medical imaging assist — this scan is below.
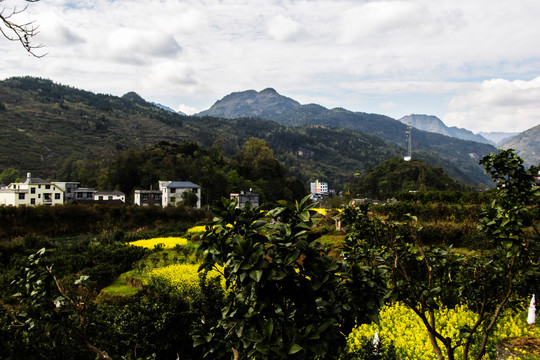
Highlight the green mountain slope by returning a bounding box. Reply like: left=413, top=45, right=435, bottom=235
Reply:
left=198, top=88, right=496, bottom=185
left=0, top=76, right=407, bottom=191
left=499, top=124, right=540, bottom=167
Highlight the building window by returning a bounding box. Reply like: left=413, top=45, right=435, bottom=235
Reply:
left=18, top=193, right=25, bottom=200
left=142, top=194, right=148, bottom=200
left=31, top=198, right=36, bottom=205
left=170, top=197, right=176, bottom=203
left=55, top=193, right=61, bottom=200
left=31, top=187, right=36, bottom=194
left=98, top=196, right=103, bottom=200
left=154, top=195, right=161, bottom=200
left=45, top=185, right=51, bottom=189
left=77, top=192, right=83, bottom=199
left=38, top=185, right=41, bottom=189
left=170, top=188, right=176, bottom=193
left=108, top=196, right=113, bottom=200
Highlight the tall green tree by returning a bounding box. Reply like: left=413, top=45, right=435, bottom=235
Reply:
left=195, top=196, right=384, bottom=359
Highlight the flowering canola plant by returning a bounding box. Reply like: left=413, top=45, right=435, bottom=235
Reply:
left=129, top=237, right=188, bottom=249
left=347, top=302, right=540, bottom=360
left=186, top=225, right=207, bottom=235
left=149, top=263, right=224, bottom=296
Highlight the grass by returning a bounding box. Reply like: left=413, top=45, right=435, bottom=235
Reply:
left=102, top=271, right=140, bottom=296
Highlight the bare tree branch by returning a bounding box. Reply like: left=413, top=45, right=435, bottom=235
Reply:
left=0, top=0, right=46, bottom=57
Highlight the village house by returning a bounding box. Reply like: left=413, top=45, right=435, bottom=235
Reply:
left=159, top=181, right=201, bottom=208
left=0, top=173, right=64, bottom=206
left=134, top=189, right=162, bottom=206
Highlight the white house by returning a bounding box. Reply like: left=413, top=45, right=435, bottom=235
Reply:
left=0, top=173, right=64, bottom=206
left=94, top=190, right=126, bottom=202
left=159, top=181, right=201, bottom=208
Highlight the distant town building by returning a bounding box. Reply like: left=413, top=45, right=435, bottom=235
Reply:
left=134, top=190, right=162, bottom=206
left=0, top=173, right=64, bottom=206
left=230, top=189, right=259, bottom=208
left=310, top=179, right=328, bottom=199
left=159, top=181, right=201, bottom=208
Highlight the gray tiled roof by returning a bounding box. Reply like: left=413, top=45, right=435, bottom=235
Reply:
left=165, top=181, right=201, bottom=188
left=22, top=177, right=50, bottom=184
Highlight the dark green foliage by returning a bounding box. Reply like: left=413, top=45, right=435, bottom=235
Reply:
left=195, top=196, right=384, bottom=359
left=0, top=203, right=207, bottom=240
left=350, top=157, right=465, bottom=199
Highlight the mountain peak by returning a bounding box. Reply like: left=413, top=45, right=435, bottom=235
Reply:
left=196, top=88, right=300, bottom=119
left=122, top=91, right=148, bottom=105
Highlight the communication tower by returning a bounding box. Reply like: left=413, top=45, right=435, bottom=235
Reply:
left=404, top=121, right=412, bottom=161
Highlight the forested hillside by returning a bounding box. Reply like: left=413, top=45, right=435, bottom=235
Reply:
left=0, top=77, right=490, bottom=191
left=198, top=88, right=496, bottom=185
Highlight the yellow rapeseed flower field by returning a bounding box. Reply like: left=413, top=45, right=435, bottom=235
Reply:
left=128, top=237, right=188, bottom=249
left=347, top=302, right=540, bottom=359
left=149, top=263, right=224, bottom=296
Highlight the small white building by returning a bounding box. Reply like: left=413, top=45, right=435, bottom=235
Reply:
left=0, top=173, right=64, bottom=206
left=95, top=190, right=125, bottom=202
left=159, top=181, right=201, bottom=208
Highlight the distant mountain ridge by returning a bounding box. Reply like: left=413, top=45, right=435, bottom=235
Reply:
left=397, top=114, right=493, bottom=145
left=499, top=124, right=540, bottom=167
left=197, top=88, right=497, bottom=185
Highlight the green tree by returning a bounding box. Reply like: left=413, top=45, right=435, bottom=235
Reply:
left=194, top=196, right=384, bottom=359
left=0, top=167, right=21, bottom=184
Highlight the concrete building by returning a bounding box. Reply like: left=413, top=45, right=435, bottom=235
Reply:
left=310, top=179, right=328, bottom=200
left=230, top=189, right=259, bottom=208
left=134, top=190, right=162, bottom=206
left=0, top=173, right=64, bottom=206
left=95, top=190, right=125, bottom=202
left=159, top=181, right=201, bottom=208
left=52, top=181, right=80, bottom=203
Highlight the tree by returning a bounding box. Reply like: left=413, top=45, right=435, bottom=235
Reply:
left=194, top=196, right=385, bottom=359
left=0, top=167, right=21, bottom=184
left=1, top=0, right=44, bottom=57
left=343, top=149, right=539, bottom=360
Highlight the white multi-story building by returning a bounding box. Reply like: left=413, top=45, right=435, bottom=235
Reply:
left=310, top=179, right=328, bottom=199
left=134, top=190, right=162, bottom=206
left=159, top=181, right=201, bottom=208
left=0, top=173, right=64, bottom=206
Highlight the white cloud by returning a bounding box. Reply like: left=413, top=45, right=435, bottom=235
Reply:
left=444, top=77, right=540, bottom=133
left=267, top=15, right=304, bottom=42
left=176, top=104, right=198, bottom=115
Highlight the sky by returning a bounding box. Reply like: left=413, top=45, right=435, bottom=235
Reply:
left=1, top=0, right=540, bottom=134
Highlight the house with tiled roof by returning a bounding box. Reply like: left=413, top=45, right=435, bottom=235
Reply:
left=0, top=173, right=64, bottom=206
left=159, top=181, right=201, bottom=208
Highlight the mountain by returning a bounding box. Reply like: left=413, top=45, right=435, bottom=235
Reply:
left=479, top=131, right=520, bottom=146
left=0, top=76, right=405, bottom=192
left=398, top=114, right=492, bottom=145
left=151, top=102, right=186, bottom=116
left=198, top=89, right=497, bottom=185
left=499, top=124, right=540, bottom=167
